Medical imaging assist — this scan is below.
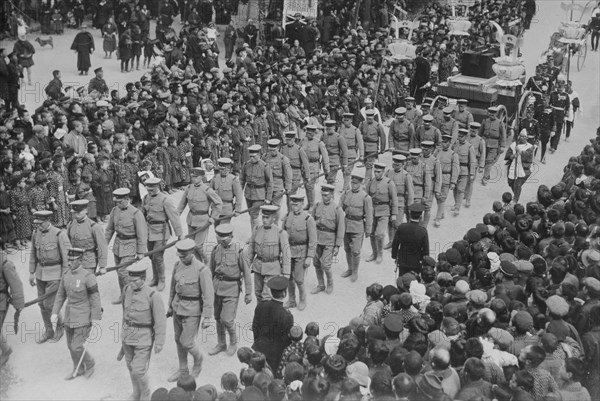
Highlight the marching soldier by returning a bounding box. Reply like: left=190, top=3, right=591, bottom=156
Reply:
left=51, top=248, right=101, bottom=380
left=120, top=264, right=166, bottom=401
left=416, top=115, right=442, bottom=152
left=281, top=131, right=310, bottom=199
left=434, top=134, right=459, bottom=227
left=142, top=177, right=183, bottom=291
left=392, top=204, right=429, bottom=277
left=167, top=238, right=214, bottom=381
left=404, top=97, right=422, bottom=126
left=358, top=109, right=386, bottom=179
left=366, top=163, right=398, bottom=263
left=312, top=184, right=345, bottom=294
left=420, top=142, right=442, bottom=228
left=246, top=205, right=291, bottom=302
left=414, top=102, right=431, bottom=131
left=519, top=107, right=540, bottom=146
left=405, top=149, right=432, bottom=219
left=454, top=99, right=474, bottom=129
left=439, top=107, right=460, bottom=144
left=389, top=107, right=416, bottom=153
left=282, top=195, right=317, bottom=310
left=340, top=171, right=373, bottom=281
left=340, top=113, right=364, bottom=191
left=466, top=122, right=486, bottom=207
left=262, top=139, right=293, bottom=206
left=29, top=210, right=70, bottom=343
left=479, top=106, right=506, bottom=185
left=452, top=129, right=477, bottom=216
left=384, top=154, right=415, bottom=248
left=0, top=250, right=24, bottom=366
left=105, top=188, right=148, bottom=305
left=210, top=158, right=243, bottom=226
left=301, top=125, right=330, bottom=209
left=240, top=145, right=273, bottom=231
left=322, top=120, right=349, bottom=186
left=208, top=225, right=252, bottom=355
left=548, top=80, right=570, bottom=152
left=67, top=199, right=108, bottom=275
left=178, top=168, right=223, bottom=261
left=432, top=96, right=448, bottom=128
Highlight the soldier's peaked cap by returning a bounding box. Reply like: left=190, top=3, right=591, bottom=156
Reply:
left=260, top=205, right=280, bottom=214
left=127, top=264, right=147, bottom=275
left=289, top=194, right=305, bottom=202
left=469, top=122, right=481, bottom=128
left=321, top=184, right=335, bottom=192
left=374, top=162, right=386, bottom=170
left=113, top=188, right=131, bottom=197
left=69, top=199, right=89, bottom=210
left=144, top=177, right=162, bottom=186
left=218, top=157, right=233, bottom=165
left=33, top=210, right=54, bottom=220
left=458, top=128, right=469, bottom=135
left=410, top=203, right=426, bottom=214
left=176, top=238, right=196, bottom=252
left=215, top=224, right=234, bottom=236
left=190, top=167, right=205, bottom=176
left=248, top=144, right=262, bottom=153
left=267, top=139, right=281, bottom=147
left=267, top=276, right=289, bottom=290
left=409, top=148, right=422, bottom=155
left=393, top=154, right=407, bottom=162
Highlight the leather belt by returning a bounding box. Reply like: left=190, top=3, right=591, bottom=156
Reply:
left=221, top=200, right=234, bottom=204
left=273, top=174, right=283, bottom=179
left=247, top=183, right=266, bottom=188
left=364, top=138, right=378, bottom=143
left=256, top=256, right=279, bottom=263
left=214, top=273, right=241, bottom=282
left=190, top=210, right=208, bottom=215
left=178, top=294, right=201, bottom=301
left=291, top=166, right=301, bottom=169
left=346, top=215, right=363, bottom=221
left=288, top=240, right=307, bottom=245
left=39, top=260, right=61, bottom=267
left=308, top=158, right=320, bottom=162
left=460, top=163, right=469, bottom=166
left=124, top=320, right=153, bottom=328
left=148, top=220, right=166, bottom=224
left=117, top=233, right=137, bottom=240
left=373, top=201, right=389, bottom=205
left=442, top=171, right=452, bottom=175
left=317, top=224, right=336, bottom=233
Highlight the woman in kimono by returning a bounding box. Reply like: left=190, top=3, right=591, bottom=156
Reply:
left=178, top=132, right=193, bottom=186
left=102, top=17, right=118, bottom=59
left=28, top=171, right=52, bottom=214
left=0, top=180, right=16, bottom=250
left=92, top=156, right=114, bottom=222
left=46, top=154, right=69, bottom=228
left=9, top=173, right=32, bottom=248
left=167, top=137, right=182, bottom=188
left=156, top=138, right=173, bottom=192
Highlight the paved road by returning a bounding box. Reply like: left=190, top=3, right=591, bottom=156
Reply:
left=0, top=2, right=599, bottom=399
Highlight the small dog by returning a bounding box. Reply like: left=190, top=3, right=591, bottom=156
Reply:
left=35, top=36, right=54, bottom=49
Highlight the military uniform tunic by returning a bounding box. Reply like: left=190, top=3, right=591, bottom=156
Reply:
left=385, top=168, right=415, bottom=222
left=479, top=118, right=506, bottom=178
left=312, top=201, right=345, bottom=278
left=390, top=119, right=416, bottom=152
left=281, top=143, right=310, bottom=195
left=322, top=132, right=349, bottom=185
left=0, top=254, right=24, bottom=346
left=466, top=134, right=486, bottom=202
left=435, top=148, right=459, bottom=221
left=300, top=137, right=329, bottom=207
left=358, top=120, right=386, bottom=159
left=210, top=173, right=243, bottom=224
left=405, top=161, right=432, bottom=204
left=454, top=110, right=474, bottom=129
left=240, top=159, right=274, bottom=229
left=283, top=210, right=317, bottom=285
left=452, top=141, right=477, bottom=211
left=340, top=189, right=373, bottom=262
left=416, top=125, right=442, bottom=151
left=262, top=152, right=293, bottom=205
left=67, top=217, right=108, bottom=272
left=366, top=176, right=398, bottom=240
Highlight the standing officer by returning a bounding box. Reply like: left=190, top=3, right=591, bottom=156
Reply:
left=246, top=205, right=291, bottom=302
left=434, top=134, right=459, bottom=227
left=416, top=115, right=442, bottom=152
left=384, top=154, right=414, bottom=248
left=548, top=80, right=570, bottom=153
left=366, top=163, right=398, bottom=263
left=167, top=238, right=214, bottom=381
left=404, top=97, right=422, bottom=126
left=312, top=184, right=345, bottom=294
left=301, top=125, right=329, bottom=209
left=420, top=141, right=442, bottom=228
left=51, top=248, right=101, bottom=380
left=0, top=250, right=24, bottom=367
left=67, top=199, right=108, bottom=275
left=105, top=188, right=148, bottom=305
left=340, top=171, right=373, bottom=282
left=210, top=158, right=243, bottom=226
left=282, top=194, right=317, bottom=310
left=391, top=204, right=430, bottom=277
left=454, top=99, right=474, bottom=129
left=452, top=129, right=477, bottom=216
left=208, top=224, right=252, bottom=355
left=519, top=107, right=540, bottom=146
left=405, top=149, right=432, bottom=220
left=466, top=122, right=485, bottom=207
left=29, top=210, right=70, bottom=343
left=321, top=120, right=348, bottom=186
left=389, top=107, right=416, bottom=153
left=120, top=264, right=166, bottom=401
left=339, top=113, right=364, bottom=191
left=358, top=109, right=386, bottom=179
left=178, top=168, right=223, bottom=261
left=479, top=106, right=506, bottom=185
left=281, top=131, right=310, bottom=199
left=240, top=145, right=273, bottom=231
left=262, top=139, right=293, bottom=206
left=143, top=177, right=183, bottom=291
left=439, top=107, right=460, bottom=144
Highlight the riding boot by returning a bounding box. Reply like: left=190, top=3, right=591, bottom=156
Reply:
left=297, top=283, right=307, bottom=310
left=376, top=238, right=383, bottom=264
left=49, top=314, right=64, bottom=343
left=168, top=346, right=189, bottom=382
left=325, top=270, right=334, bottom=294
left=283, top=280, right=297, bottom=308
left=189, top=347, right=204, bottom=377
left=129, top=371, right=140, bottom=400
left=209, top=323, right=226, bottom=355
left=138, top=374, right=151, bottom=401
left=384, top=223, right=394, bottom=249
left=351, top=256, right=360, bottom=282
left=311, top=269, right=325, bottom=294
left=226, top=325, right=237, bottom=356
left=366, top=236, right=377, bottom=262
left=341, top=252, right=352, bottom=277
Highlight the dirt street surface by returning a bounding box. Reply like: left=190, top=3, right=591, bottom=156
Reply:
left=1, top=1, right=599, bottom=399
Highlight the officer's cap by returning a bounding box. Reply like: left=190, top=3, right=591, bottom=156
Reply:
left=218, top=157, right=233, bottom=166
left=321, top=184, right=336, bottom=193
left=176, top=238, right=196, bottom=252
left=393, top=154, right=407, bottom=162
left=33, top=210, right=54, bottom=222
left=442, top=134, right=452, bottom=141
left=144, top=177, right=162, bottom=186
left=405, top=96, right=415, bottom=102
left=267, top=139, right=281, bottom=147
left=127, top=264, right=147, bottom=276
left=374, top=162, right=386, bottom=170
left=383, top=314, right=403, bottom=333
left=365, top=109, right=376, bottom=116
left=215, top=224, right=234, bottom=237
left=69, top=199, right=89, bottom=211
left=443, top=107, right=453, bottom=114
left=284, top=131, right=296, bottom=139
left=458, top=128, right=469, bottom=136
left=324, top=119, right=336, bottom=126
left=305, top=124, right=318, bottom=131
left=94, top=67, right=103, bottom=74
left=487, top=106, right=499, bottom=113
left=113, top=188, right=131, bottom=198
left=421, top=140, right=435, bottom=147
left=343, top=113, right=354, bottom=118
left=289, top=194, right=304, bottom=202
left=395, top=107, right=407, bottom=115
left=68, top=248, right=85, bottom=259
left=248, top=144, right=262, bottom=153
left=351, top=170, right=365, bottom=181
left=409, top=148, right=422, bottom=156
left=421, top=103, right=431, bottom=109
left=469, top=122, right=481, bottom=129
left=410, top=203, right=426, bottom=214
left=458, top=99, right=468, bottom=105
left=260, top=205, right=280, bottom=215
left=267, top=276, right=289, bottom=290
left=190, top=167, right=205, bottom=176
left=422, top=115, right=434, bottom=122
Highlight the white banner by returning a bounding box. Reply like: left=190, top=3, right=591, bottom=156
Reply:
left=283, top=0, right=318, bottom=25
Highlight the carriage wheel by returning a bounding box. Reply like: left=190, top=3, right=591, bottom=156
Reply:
left=577, top=38, right=587, bottom=71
